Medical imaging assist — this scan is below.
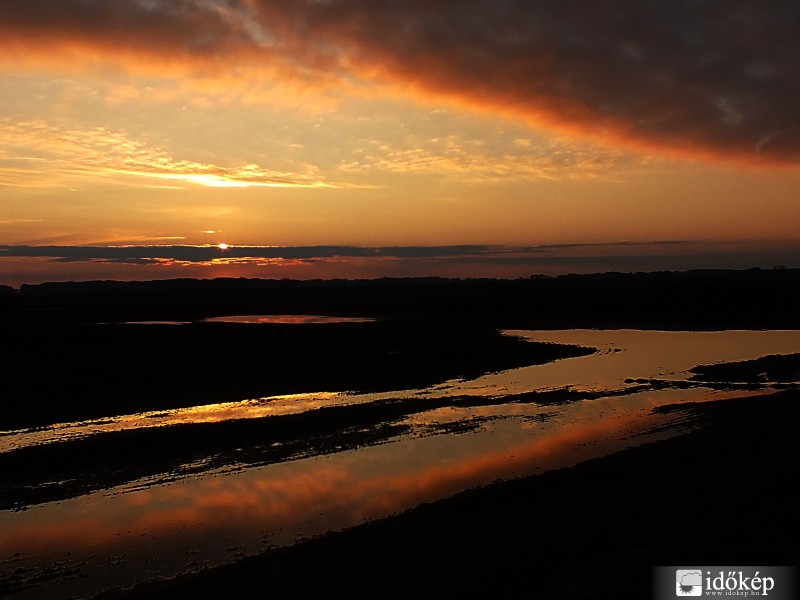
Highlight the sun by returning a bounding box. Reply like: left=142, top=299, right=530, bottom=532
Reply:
left=217, top=243, right=229, bottom=250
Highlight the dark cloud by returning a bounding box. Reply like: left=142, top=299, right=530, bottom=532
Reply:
left=0, top=241, right=751, bottom=266
left=1, top=1, right=799, bottom=162
left=254, top=0, right=800, bottom=162
left=0, top=244, right=500, bottom=263
left=2, top=243, right=799, bottom=283
left=0, top=0, right=251, bottom=58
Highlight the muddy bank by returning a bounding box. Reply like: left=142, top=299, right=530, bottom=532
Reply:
left=689, top=352, right=800, bottom=384
left=0, top=320, right=591, bottom=430
left=94, top=389, right=800, bottom=600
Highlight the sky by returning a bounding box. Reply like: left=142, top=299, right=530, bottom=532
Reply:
left=1, top=0, right=799, bottom=285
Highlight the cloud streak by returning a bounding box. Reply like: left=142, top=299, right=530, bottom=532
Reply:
left=1, top=1, right=798, bottom=163
left=0, top=120, right=337, bottom=188
left=0, top=239, right=784, bottom=267
left=0, top=244, right=500, bottom=264
left=339, top=133, right=633, bottom=181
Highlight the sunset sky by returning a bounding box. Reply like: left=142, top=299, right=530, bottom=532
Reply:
left=1, top=1, right=799, bottom=285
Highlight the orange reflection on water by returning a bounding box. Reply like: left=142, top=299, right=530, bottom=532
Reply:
left=202, top=315, right=375, bottom=324
left=0, top=393, right=344, bottom=453
left=0, top=401, right=675, bottom=562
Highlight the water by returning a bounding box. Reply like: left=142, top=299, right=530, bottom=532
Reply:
left=116, top=314, right=375, bottom=326
left=1, top=329, right=798, bottom=599
left=201, top=315, right=375, bottom=324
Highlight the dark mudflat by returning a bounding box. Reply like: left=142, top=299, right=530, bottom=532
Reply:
left=0, top=320, right=590, bottom=431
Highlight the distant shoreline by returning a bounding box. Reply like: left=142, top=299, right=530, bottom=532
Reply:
left=2, top=268, right=800, bottom=330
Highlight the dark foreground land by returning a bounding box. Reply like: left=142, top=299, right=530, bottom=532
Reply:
left=96, top=389, right=800, bottom=600
left=1, top=269, right=798, bottom=599
left=1, top=268, right=797, bottom=430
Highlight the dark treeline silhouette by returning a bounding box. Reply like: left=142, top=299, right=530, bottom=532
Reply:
left=3, top=268, right=799, bottom=328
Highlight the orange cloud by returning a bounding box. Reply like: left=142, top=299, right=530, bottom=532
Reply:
left=1, top=1, right=798, bottom=164
left=247, top=0, right=800, bottom=165
left=338, top=134, right=633, bottom=181
left=0, top=120, right=338, bottom=188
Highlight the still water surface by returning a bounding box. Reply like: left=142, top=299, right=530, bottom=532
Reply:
left=1, top=329, right=798, bottom=598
